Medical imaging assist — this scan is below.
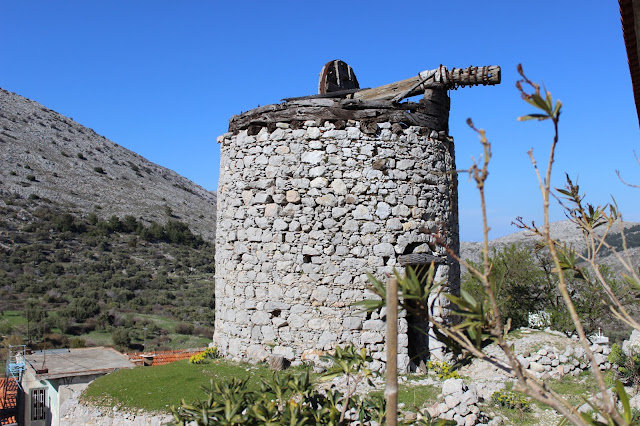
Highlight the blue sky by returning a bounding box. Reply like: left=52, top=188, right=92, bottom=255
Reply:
left=2, top=1, right=638, bottom=242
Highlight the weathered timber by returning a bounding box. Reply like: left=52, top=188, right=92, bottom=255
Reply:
left=229, top=64, right=498, bottom=134
left=229, top=98, right=449, bottom=133
left=269, top=354, right=286, bottom=371
left=282, top=88, right=365, bottom=102
left=319, top=60, right=360, bottom=94
left=397, top=253, right=446, bottom=266
left=353, top=65, right=500, bottom=102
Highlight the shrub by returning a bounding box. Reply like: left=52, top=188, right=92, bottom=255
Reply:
left=71, top=338, right=86, bottom=348
left=77, top=152, right=86, bottom=160
left=174, top=322, right=194, bottom=335
left=26, top=174, right=36, bottom=181
left=111, top=328, right=131, bottom=348
left=427, top=360, right=459, bottom=380
left=462, top=243, right=551, bottom=329
left=608, top=343, right=640, bottom=389
left=173, top=346, right=386, bottom=425
left=93, top=167, right=105, bottom=174
left=491, top=390, right=531, bottom=411
left=188, top=347, right=218, bottom=364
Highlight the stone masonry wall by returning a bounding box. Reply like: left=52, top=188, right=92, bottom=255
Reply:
left=214, top=119, right=459, bottom=372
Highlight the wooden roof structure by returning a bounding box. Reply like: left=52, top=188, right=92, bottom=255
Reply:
left=229, top=64, right=500, bottom=135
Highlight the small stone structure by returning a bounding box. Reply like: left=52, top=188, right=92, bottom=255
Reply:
left=213, top=63, right=500, bottom=371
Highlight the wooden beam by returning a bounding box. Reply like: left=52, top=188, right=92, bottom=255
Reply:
left=397, top=253, right=445, bottom=266
left=228, top=98, right=450, bottom=133
left=353, top=65, right=501, bottom=102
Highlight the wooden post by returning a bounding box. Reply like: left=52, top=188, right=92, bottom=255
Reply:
left=385, top=277, right=398, bottom=426
left=269, top=354, right=285, bottom=371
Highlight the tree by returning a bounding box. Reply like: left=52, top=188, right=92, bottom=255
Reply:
left=23, top=299, right=47, bottom=343
left=111, top=328, right=131, bottom=348
left=364, top=66, right=640, bottom=425
left=462, top=243, right=551, bottom=328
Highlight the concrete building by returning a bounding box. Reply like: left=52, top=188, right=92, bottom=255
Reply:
left=19, top=347, right=134, bottom=426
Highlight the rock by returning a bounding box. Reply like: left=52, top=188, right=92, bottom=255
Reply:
left=301, top=151, right=324, bottom=164
left=529, top=362, right=545, bottom=373
left=373, top=243, right=395, bottom=257
left=445, top=395, right=460, bottom=409
left=331, top=179, right=348, bottom=195
left=442, top=378, right=465, bottom=395
left=353, top=205, right=373, bottom=220
left=594, top=353, right=607, bottom=365
left=460, top=389, right=479, bottom=406
left=285, top=190, right=301, bottom=203
left=623, top=330, right=640, bottom=355
left=316, top=194, right=338, bottom=207
left=465, top=414, right=478, bottom=426
left=306, top=127, right=321, bottom=139
left=517, top=355, right=530, bottom=369
left=310, top=177, right=328, bottom=188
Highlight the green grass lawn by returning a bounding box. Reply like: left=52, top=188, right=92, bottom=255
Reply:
left=0, top=310, right=27, bottom=327
left=398, top=382, right=440, bottom=411
left=78, top=330, right=113, bottom=347
left=134, top=313, right=181, bottom=330
left=369, top=377, right=440, bottom=412
left=161, top=334, right=211, bottom=350
left=83, top=359, right=282, bottom=413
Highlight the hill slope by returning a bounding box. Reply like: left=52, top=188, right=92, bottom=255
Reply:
left=0, top=88, right=216, bottom=241
left=460, top=220, right=640, bottom=277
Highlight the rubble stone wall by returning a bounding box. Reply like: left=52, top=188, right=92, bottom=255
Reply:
left=214, top=119, right=459, bottom=371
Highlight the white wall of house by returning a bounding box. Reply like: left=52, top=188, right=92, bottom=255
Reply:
left=21, top=367, right=102, bottom=426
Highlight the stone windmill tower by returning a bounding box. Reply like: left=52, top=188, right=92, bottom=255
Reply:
left=213, top=61, right=500, bottom=371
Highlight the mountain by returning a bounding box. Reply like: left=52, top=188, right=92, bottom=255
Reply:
left=460, top=220, right=640, bottom=277
left=0, top=88, right=216, bottom=241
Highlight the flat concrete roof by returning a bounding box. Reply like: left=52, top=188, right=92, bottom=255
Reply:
left=24, top=347, right=135, bottom=380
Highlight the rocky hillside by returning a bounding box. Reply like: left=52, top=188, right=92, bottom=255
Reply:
left=460, top=220, right=640, bottom=277
left=0, top=88, right=217, bottom=241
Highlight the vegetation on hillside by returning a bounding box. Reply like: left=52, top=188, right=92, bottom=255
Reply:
left=461, top=243, right=635, bottom=341
left=0, top=191, right=215, bottom=351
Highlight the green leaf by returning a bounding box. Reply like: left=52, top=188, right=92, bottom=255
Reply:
left=623, top=274, right=640, bottom=291
left=351, top=299, right=385, bottom=312
left=460, top=289, right=477, bottom=307
left=616, top=380, right=631, bottom=424
left=531, top=93, right=551, bottom=111
left=517, top=114, right=549, bottom=121
left=553, top=99, right=562, bottom=117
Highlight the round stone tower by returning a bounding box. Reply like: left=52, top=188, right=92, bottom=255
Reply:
left=214, top=112, right=458, bottom=371
left=213, top=62, right=499, bottom=371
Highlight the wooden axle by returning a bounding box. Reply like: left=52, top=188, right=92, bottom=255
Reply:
left=352, top=65, right=501, bottom=102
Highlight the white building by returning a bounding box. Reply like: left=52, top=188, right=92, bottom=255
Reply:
left=19, top=347, right=134, bottom=426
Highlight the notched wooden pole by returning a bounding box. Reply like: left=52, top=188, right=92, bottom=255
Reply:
left=353, top=65, right=501, bottom=102
left=386, top=277, right=398, bottom=426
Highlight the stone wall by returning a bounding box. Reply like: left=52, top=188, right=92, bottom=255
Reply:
left=214, top=118, right=459, bottom=372
left=60, top=390, right=171, bottom=425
